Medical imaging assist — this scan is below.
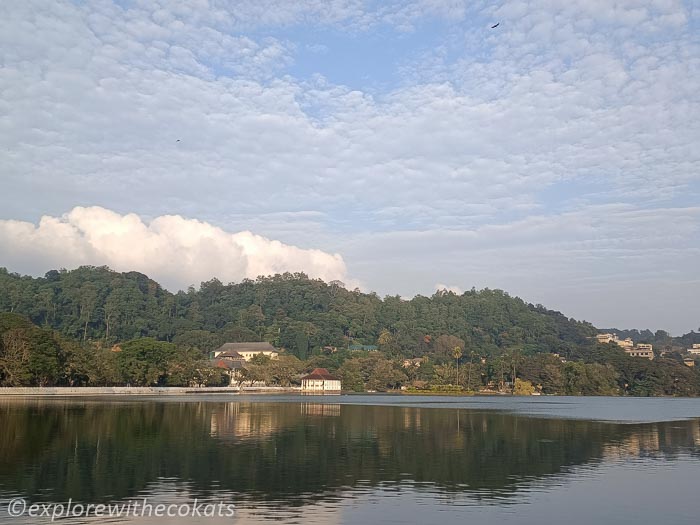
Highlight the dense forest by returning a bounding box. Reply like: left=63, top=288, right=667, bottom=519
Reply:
left=0, top=266, right=699, bottom=395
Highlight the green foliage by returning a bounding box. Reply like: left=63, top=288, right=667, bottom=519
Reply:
left=337, top=355, right=407, bottom=392
left=1, top=267, right=699, bottom=396
left=115, top=338, right=208, bottom=387
left=115, top=338, right=172, bottom=386
left=513, top=379, right=535, bottom=396
left=0, top=313, right=63, bottom=386
left=0, top=266, right=598, bottom=358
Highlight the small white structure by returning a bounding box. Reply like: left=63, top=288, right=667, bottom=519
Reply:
left=301, top=368, right=341, bottom=392
left=687, top=344, right=700, bottom=355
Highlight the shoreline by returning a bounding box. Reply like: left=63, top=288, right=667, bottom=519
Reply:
left=0, top=387, right=694, bottom=399
left=0, top=386, right=301, bottom=396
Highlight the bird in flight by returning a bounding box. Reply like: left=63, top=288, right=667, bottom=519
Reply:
left=491, top=22, right=500, bottom=28
left=176, top=139, right=181, bottom=142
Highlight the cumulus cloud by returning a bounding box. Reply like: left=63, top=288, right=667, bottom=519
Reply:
left=435, top=283, right=463, bottom=295
left=0, top=207, right=353, bottom=291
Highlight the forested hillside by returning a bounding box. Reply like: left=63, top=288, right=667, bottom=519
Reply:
left=0, top=266, right=597, bottom=358
left=1, top=266, right=698, bottom=396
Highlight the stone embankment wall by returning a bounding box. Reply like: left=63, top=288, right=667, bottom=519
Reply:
left=0, top=386, right=299, bottom=396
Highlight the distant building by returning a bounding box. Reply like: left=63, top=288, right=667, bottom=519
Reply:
left=687, top=344, right=700, bottom=355
left=211, top=349, right=248, bottom=385
left=625, top=344, right=654, bottom=360
left=212, top=342, right=279, bottom=362
left=684, top=358, right=695, bottom=368
left=213, top=358, right=247, bottom=385
left=301, top=368, right=341, bottom=392
left=617, top=338, right=634, bottom=349
left=596, top=333, right=634, bottom=349
left=596, top=333, right=616, bottom=344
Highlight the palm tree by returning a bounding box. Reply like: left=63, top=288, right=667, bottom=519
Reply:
left=453, top=346, right=463, bottom=386
left=467, top=350, right=476, bottom=391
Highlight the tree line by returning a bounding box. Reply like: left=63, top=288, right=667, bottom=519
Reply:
left=0, top=266, right=699, bottom=395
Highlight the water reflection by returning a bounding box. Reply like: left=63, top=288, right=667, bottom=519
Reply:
left=0, top=398, right=699, bottom=522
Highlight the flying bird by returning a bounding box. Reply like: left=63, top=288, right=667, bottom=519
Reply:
left=176, top=139, right=181, bottom=142
left=491, top=22, right=500, bottom=28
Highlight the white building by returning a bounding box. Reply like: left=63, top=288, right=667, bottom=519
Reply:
left=301, top=368, right=341, bottom=392
left=687, top=344, right=700, bottom=355
left=625, top=344, right=654, bottom=360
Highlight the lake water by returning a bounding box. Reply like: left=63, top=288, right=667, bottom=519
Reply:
left=2, top=394, right=700, bottom=524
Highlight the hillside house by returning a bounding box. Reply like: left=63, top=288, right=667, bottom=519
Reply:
left=625, top=344, right=654, bottom=360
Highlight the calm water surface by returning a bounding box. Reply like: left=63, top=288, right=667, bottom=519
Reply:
left=1, top=395, right=700, bottom=524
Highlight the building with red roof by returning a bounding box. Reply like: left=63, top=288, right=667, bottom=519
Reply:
left=301, top=368, right=341, bottom=392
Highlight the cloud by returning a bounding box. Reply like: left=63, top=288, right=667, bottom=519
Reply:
left=435, top=283, right=463, bottom=294
left=0, top=1, right=698, bottom=332
left=0, top=207, right=354, bottom=291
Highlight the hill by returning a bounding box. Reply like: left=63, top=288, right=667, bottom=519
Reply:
left=0, top=265, right=597, bottom=359
left=1, top=266, right=699, bottom=395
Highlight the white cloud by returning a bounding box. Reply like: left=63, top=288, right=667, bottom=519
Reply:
left=435, top=283, right=463, bottom=294
left=0, top=1, right=699, bottom=332
left=0, top=207, right=353, bottom=291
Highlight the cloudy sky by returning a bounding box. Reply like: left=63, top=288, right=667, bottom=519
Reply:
left=1, top=0, right=699, bottom=334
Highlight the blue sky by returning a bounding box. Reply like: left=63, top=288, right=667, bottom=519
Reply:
left=0, top=0, right=699, bottom=333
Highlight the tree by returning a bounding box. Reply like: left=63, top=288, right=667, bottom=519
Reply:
left=79, top=283, right=98, bottom=341
left=0, top=328, right=32, bottom=386
left=166, top=347, right=208, bottom=386
left=433, top=363, right=457, bottom=386
left=116, top=338, right=178, bottom=386
left=0, top=317, right=63, bottom=387
left=453, top=346, right=463, bottom=385
left=435, top=335, right=465, bottom=360
left=513, top=378, right=535, bottom=396
left=269, top=355, right=304, bottom=386
left=338, top=359, right=363, bottom=392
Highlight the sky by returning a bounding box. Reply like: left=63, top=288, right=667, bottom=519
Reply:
left=0, top=0, right=699, bottom=334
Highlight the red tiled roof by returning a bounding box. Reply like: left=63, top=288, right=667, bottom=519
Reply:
left=214, top=359, right=245, bottom=370
left=301, top=368, right=339, bottom=381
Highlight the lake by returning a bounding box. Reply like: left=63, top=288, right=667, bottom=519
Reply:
left=1, top=394, right=700, bottom=524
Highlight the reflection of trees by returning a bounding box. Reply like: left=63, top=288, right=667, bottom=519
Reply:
left=1, top=400, right=699, bottom=505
